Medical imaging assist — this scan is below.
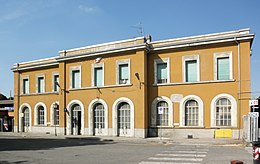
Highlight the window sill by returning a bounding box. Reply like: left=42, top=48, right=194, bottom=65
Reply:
left=210, top=126, right=237, bottom=129
left=50, top=125, right=60, bottom=127
left=69, top=83, right=133, bottom=91
left=153, top=79, right=235, bottom=87
left=34, top=125, right=47, bottom=127
left=21, top=92, right=59, bottom=96
left=150, top=126, right=174, bottom=128
left=179, top=126, right=205, bottom=129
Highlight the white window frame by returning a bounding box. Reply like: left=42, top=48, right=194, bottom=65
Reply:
left=154, top=58, right=170, bottom=85
left=112, top=97, right=135, bottom=137
left=50, top=101, right=59, bottom=126
left=52, top=72, right=59, bottom=92
left=36, top=74, right=45, bottom=93
left=151, top=96, right=173, bottom=127
left=21, top=76, right=30, bottom=95
left=180, top=95, right=204, bottom=127
left=214, top=52, right=233, bottom=81
left=116, top=59, right=131, bottom=85
left=210, top=94, right=237, bottom=128
left=70, top=66, right=81, bottom=89
left=182, top=55, right=200, bottom=82
left=92, top=62, right=104, bottom=87
left=19, top=103, right=32, bottom=132
left=34, top=102, right=47, bottom=126
left=88, top=98, right=109, bottom=136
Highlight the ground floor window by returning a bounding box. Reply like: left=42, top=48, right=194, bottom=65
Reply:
left=185, top=100, right=199, bottom=126
left=156, top=101, right=169, bottom=126
left=216, top=98, right=231, bottom=126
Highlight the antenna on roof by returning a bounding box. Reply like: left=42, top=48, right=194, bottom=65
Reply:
left=131, top=22, right=144, bottom=36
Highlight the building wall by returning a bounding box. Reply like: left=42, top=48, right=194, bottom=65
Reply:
left=12, top=30, right=253, bottom=139
left=147, top=41, right=251, bottom=138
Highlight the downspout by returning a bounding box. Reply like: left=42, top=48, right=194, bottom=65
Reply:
left=235, top=38, right=241, bottom=139
left=17, top=64, right=20, bottom=133
left=63, top=51, right=67, bottom=135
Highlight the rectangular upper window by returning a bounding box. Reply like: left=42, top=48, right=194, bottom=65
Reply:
left=119, top=64, right=129, bottom=84
left=72, top=70, right=80, bottom=89
left=22, top=78, right=29, bottom=94
left=217, top=57, right=230, bottom=80
left=185, top=60, right=197, bottom=82
left=70, top=66, right=81, bottom=89
left=214, top=52, right=232, bottom=81
left=92, top=62, right=104, bottom=87
left=183, top=55, right=200, bottom=82
left=53, top=74, right=59, bottom=92
left=94, top=67, right=103, bottom=86
left=116, top=59, right=130, bottom=85
left=157, top=63, right=167, bottom=83
left=154, top=58, right=170, bottom=84
left=36, top=75, right=45, bottom=93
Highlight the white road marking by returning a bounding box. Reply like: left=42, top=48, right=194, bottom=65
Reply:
left=156, top=153, right=206, bottom=158
left=148, top=157, right=203, bottom=162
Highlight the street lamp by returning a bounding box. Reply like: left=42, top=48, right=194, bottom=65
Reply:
left=53, top=102, right=59, bottom=136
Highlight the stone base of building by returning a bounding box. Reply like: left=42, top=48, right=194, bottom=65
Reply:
left=13, top=126, right=243, bottom=139
left=148, top=128, right=242, bottom=139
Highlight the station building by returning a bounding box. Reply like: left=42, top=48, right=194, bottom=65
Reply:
left=12, top=28, right=254, bottom=138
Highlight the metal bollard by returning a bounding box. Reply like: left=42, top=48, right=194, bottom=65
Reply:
left=252, top=141, right=260, bottom=164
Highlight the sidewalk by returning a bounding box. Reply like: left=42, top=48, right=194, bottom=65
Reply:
left=0, top=132, right=247, bottom=146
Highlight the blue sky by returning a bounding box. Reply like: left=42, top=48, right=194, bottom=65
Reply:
left=1, top=0, right=260, bottom=98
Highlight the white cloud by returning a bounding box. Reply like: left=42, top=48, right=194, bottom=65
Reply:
left=0, top=10, right=26, bottom=23
left=78, top=5, right=97, bottom=13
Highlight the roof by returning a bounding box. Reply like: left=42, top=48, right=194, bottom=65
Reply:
left=151, top=28, right=254, bottom=51
left=11, top=28, right=254, bottom=71
left=0, top=100, right=14, bottom=105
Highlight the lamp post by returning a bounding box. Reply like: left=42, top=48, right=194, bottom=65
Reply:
left=53, top=102, right=59, bottom=136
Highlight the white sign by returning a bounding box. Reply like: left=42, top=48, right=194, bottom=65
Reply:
left=249, top=112, right=259, bottom=118
left=250, top=100, right=258, bottom=106
left=170, top=94, right=183, bottom=102
left=158, top=107, right=164, bottom=115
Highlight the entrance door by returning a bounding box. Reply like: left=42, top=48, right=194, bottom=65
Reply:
left=71, top=105, right=81, bottom=135
left=94, top=103, right=105, bottom=135
left=118, top=102, right=131, bottom=136
left=22, top=107, right=30, bottom=132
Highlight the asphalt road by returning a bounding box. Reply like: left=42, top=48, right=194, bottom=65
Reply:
left=0, top=136, right=253, bottom=164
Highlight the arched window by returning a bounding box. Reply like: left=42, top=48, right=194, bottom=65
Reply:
left=112, top=97, right=134, bottom=137
left=180, top=95, right=203, bottom=127
left=118, top=102, right=131, bottom=130
left=211, top=94, right=237, bottom=127
left=185, top=100, right=199, bottom=126
left=94, top=103, right=105, bottom=130
left=53, top=104, right=59, bottom=126
left=23, top=107, right=30, bottom=127
left=216, top=98, right=231, bottom=126
left=38, top=106, right=45, bottom=125
left=156, top=101, right=169, bottom=126
left=151, top=96, right=173, bottom=127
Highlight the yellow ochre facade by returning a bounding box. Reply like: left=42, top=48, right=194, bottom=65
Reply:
left=12, top=28, right=254, bottom=138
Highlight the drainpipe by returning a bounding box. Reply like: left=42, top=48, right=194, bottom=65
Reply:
left=63, top=51, right=67, bottom=135
left=17, top=64, right=20, bottom=133
left=235, top=38, right=241, bottom=139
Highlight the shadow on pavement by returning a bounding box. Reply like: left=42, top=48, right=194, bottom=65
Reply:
left=0, top=137, right=115, bottom=151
